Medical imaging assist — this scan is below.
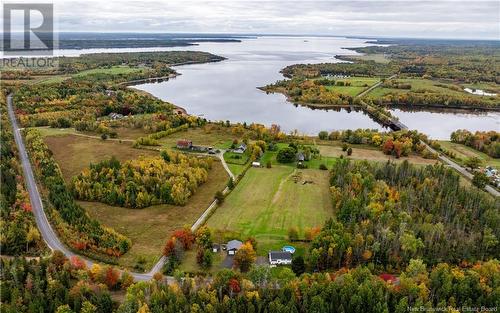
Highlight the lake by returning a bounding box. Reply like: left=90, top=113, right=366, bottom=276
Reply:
left=12, top=36, right=499, bottom=139
left=135, top=36, right=386, bottom=134
left=132, top=36, right=499, bottom=140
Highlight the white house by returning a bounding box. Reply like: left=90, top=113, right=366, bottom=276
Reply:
left=268, top=251, right=292, bottom=266
left=233, top=144, right=247, bottom=154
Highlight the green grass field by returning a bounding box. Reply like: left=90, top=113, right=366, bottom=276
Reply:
left=439, top=141, right=499, bottom=170
left=325, top=76, right=380, bottom=97
left=72, top=66, right=143, bottom=77
left=366, top=78, right=497, bottom=103
left=348, top=53, right=390, bottom=64
left=158, top=126, right=241, bottom=149
left=31, top=66, right=143, bottom=85
left=207, top=166, right=333, bottom=255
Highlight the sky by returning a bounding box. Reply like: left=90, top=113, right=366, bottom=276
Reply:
left=3, top=0, right=500, bottom=39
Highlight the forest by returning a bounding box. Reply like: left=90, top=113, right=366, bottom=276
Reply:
left=265, top=40, right=499, bottom=112
left=318, top=129, right=436, bottom=159
left=23, top=129, right=131, bottom=259
left=1, top=51, right=225, bottom=82
left=348, top=40, right=499, bottom=83
left=0, top=94, right=44, bottom=256
left=1, top=252, right=498, bottom=313
left=308, top=160, right=499, bottom=273
left=450, top=129, right=500, bottom=158
left=12, top=81, right=175, bottom=128
left=71, top=152, right=212, bottom=208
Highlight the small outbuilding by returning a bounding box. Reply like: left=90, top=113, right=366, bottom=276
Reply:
left=296, top=152, right=305, bottom=162
left=177, top=140, right=193, bottom=150
left=108, top=112, right=124, bottom=120
left=227, top=240, right=243, bottom=255
left=252, top=161, right=261, bottom=167
left=268, top=251, right=292, bottom=266
left=233, top=144, right=247, bottom=154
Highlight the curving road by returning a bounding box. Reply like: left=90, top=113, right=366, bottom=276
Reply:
left=7, top=94, right=160, bottom=281
left=7, top=93, right=237, bottom=281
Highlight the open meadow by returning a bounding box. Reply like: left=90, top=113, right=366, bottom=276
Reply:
left=43, top=133, right=229, bottom=270
left=324, top=76, right=380, bottom=97
left=80, top=161, right=228, bottom=270
left=44, top=134, right=158, bottom=181
left=207, top=166, right=332, bottom=255
left=439, top=141, right=500, bottom=169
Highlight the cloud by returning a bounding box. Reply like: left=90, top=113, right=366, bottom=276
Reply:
left=5, top=0, right=500, bottom=39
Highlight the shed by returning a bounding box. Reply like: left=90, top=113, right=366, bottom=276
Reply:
left=227, top=240, right=243, bottom=255
left=177, top=140, right=193, bottom=150
left=233, top=144, right=247, bottom=154
left=297, top=152, right=305, bottom=162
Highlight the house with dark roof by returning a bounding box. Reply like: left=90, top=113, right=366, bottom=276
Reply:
left=227, top=240, right=243, bottom=255
left=176, top=140, right=193, bottom=150
left=268, top=251, right=292, bottom=266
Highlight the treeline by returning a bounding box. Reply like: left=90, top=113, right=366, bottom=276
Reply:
left=24, top=129, right=131, bottom=258
left=0, top=94, right=44, bottom=255
left=122, top=260, right=499, bottom=313
left=14, top=81, right=174, bottom=128
left=133, top=123, right=190, bottom=147
left=350, top=42, right=499, bottom=83
left=71, top=152, right=212, bottom=208
left=309, top=160, right=499, bottom=272
left=0, top=252, right=133, bottom=313
left=451, top=129, right=500, bottom=158
left=319, top=129, right=436, bottom=159
left=4, top=253, right=499, bottom=312
left=280, top=61, right=394, bottom=78
left=370, top=90, right=497, bottom=109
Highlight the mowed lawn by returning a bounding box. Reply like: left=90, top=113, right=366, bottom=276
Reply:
left=325, top=76, right=380, bottom=97
left=207, top=166, right=332, bottom=254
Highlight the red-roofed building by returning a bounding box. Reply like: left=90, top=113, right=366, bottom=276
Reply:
left=379, top=273, right=399, bottom=284
left=177, top=140, right=193, bottom=150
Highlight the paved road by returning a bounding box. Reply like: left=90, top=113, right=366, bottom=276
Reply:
left=423, top=142, right=500, bottom=197
left=8, top=93, right=238, bottom=281
left=7, top=94, right=156, bottom=281
left=358, top=76, right=498, bottom=198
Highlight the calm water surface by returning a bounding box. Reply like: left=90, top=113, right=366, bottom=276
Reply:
left=136, top=37, right=386, bottom=133
left=15, top=36, right=499, bottom=139
left=133, top=37, right=499, bottom=139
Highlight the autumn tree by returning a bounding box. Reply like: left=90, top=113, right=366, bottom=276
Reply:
left=234, top=241, right=256, bottom=272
